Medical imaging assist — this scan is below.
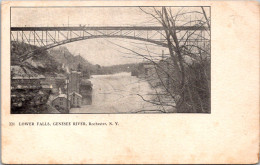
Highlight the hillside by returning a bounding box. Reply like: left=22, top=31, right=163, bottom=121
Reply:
left=11, top=41, right=65, bottom=77
left=11, top=42, right=141, bottom=77
left=48, top=47, right=95, bottom=73
left=11, top=42, right=95, bottom=77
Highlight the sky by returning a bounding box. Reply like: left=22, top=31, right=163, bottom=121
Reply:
left=11, top=7, right=210, bottom=66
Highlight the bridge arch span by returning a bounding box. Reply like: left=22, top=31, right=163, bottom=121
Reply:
left=18, top=35, right=168, bottom=62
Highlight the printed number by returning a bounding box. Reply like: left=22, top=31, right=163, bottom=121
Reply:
left=9, top=122, right=15, bottom=126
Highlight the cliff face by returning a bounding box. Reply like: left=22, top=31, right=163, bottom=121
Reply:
left=48, top=46, right=94, bottom=73
left=11, top=42, right=94, bottom=76
left=11, top=41, right=65, bottom=77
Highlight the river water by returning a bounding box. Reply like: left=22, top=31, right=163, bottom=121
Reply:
left=70, top=72, right=162, bottom=113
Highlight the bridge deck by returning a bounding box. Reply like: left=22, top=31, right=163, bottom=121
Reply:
left=11, top=26, right=208, bottom=31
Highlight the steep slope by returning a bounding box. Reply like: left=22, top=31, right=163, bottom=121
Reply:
left=48, top=46, right=95, bottom=73
left=11, top=41, right=65, bottom=77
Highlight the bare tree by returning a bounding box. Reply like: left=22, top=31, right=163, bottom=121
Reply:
left=105, top=7, right=210, bottom=113
left=138, top=7, right=211, bottom=113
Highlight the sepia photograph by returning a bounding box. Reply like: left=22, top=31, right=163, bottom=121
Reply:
left=2, top=1, right=259, bottom=164
left=10, top=6, right=211, bottom=114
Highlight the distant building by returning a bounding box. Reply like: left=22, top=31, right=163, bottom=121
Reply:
left=11, top=65, right=45, bottom=89
left=131, top=69, right=138, bottom=76
left=77, top=63, right=90, bottom=79
left=79, top=79, right=93, bottom=105
left=135, top=62, right=155, bottom=78
left=69, top=71, right=81, bottom=93
left=67, top=68, right=93, bottom=106
left=82, top=69, right=90, bottom=79
left=52, top=94, right=70, bottom=110
left=69, top=92, right=82, bottom=108
left=143, top=63, right=155, bottom=76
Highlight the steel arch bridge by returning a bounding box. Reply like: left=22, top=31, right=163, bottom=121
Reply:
left=11, top=26, right=209, bottom=62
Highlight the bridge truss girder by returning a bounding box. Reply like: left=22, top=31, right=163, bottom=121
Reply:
left=10, top=26, right=210, bottom=62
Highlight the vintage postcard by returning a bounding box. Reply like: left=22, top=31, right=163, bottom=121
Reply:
left=1, top=1, right=259, bottom=164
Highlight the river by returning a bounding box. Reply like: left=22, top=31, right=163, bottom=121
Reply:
left=70, top=72, right=162, bottom=113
